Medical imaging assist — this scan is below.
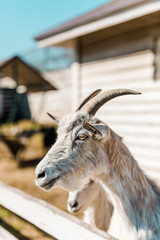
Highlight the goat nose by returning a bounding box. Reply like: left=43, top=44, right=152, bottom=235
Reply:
left=36, top=170, right=46, bottom=180
left=69, top=200, right=78, bottom=208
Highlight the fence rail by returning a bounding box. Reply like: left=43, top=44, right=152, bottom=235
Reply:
left=0, top=226, right=18, bottom=240
left=0, top=182, right=117, bottom=240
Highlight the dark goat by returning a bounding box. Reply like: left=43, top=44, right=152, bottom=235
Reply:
left=40, top=127, right=57, bottom=147
left=0, top=134, right=25, bottom=159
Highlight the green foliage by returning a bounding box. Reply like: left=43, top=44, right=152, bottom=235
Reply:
left=0, top=119, right=57, bottom=137
left=0, top=205, right=24, bottom=231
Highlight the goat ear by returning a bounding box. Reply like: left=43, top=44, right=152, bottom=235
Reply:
left=82, top=122, right=107, bottom=137
left=47, top=112, right=59, bottom=125
left=82, top=122, right=101, bottom=135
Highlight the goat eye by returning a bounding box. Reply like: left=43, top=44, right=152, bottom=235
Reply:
left=77, top=134, right=87, bottom=141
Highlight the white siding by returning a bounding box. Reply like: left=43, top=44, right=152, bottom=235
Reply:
left=80, top=50, right=160, bottom=177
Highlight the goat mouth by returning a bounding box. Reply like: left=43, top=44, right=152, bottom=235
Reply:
left=40, top=176, right=60, bottom=190
left=71, top=206, right=82, bottom=213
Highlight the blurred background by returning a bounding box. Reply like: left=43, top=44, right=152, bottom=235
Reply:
left=0, top=0, right=160, bottom=239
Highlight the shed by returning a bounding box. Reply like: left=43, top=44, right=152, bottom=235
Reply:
left=0, top=56, right=56, bottom=122
left=35, top=0, right=160, bottom=177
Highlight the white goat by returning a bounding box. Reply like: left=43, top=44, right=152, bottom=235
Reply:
left=35, top=89, right=160, bottom=240
left=67, top=180, right=113, bottom=231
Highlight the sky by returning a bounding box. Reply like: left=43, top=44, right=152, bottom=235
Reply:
left=0, top=0, right=111, bottom=61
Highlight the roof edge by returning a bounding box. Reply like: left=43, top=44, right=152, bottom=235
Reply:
left=36, top=0, right=160, bottom=48
left=35, top=0, right=147, bottom=41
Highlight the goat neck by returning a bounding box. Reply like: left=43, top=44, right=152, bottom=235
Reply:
left=101, top=130, right=160, bottom=240
left=87, top=182, right=113, bottom=231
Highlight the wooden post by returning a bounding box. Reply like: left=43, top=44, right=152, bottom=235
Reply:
left=154, top=37, right=160, bottom=80
left=71, top=39, right=81, bottom=111
left=71, top=62, right=81, bottom=110
left=0, top=90, right=3, bottom=118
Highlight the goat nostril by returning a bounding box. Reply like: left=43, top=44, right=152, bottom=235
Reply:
left=70, top=201, right=78, bottom=208
left=37, top=171, right=46, bottom=179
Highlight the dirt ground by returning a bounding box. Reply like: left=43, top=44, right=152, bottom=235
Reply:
left=0, top=149, right=68, bottom=210
left=0, top=131, right=71, bottom=240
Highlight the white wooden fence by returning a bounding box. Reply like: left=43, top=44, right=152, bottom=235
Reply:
left=0, top=182, right=117, bottom=240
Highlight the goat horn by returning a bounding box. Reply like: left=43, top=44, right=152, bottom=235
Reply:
left=80, top=89, right=141, bottom=116
left=76, top=89, right=102, bottom=111
left=47, top=112, right=59, bottom=124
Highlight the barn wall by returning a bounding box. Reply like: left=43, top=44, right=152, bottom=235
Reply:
left=30, top=21, right=160, bottom=177
left=77, top=22, right=160, bottom=176
left=80, top=49, right=160, bottom=176
left=80, top=22, right=160, bottom=63
left=82, top=34, right=152, bottom=63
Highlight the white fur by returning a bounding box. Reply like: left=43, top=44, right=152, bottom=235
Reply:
left=67, top=181, right=113, bottom=231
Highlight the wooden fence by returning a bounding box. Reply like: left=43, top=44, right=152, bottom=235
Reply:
left=0, top=182, right=117, bottom=240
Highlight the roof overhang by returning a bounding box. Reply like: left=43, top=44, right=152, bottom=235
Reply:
left=0, top=56, right=57, bottom=92
left=36, top=0, right=160, bottom=48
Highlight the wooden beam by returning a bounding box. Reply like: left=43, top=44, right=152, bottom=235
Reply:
left=0, top=182, right=117, bottom=240
left=71, top=39, right=81, bottom=111
left=154, top=37, right=160, bottom=80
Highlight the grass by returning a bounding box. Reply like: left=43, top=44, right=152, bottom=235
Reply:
left=0, top=119, right=57, bottom=136
left=0, top=119, right=59, bottom=239
left=0, top=205, right=24, bottom=232
left=0, top=205, right=55, bottom=240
